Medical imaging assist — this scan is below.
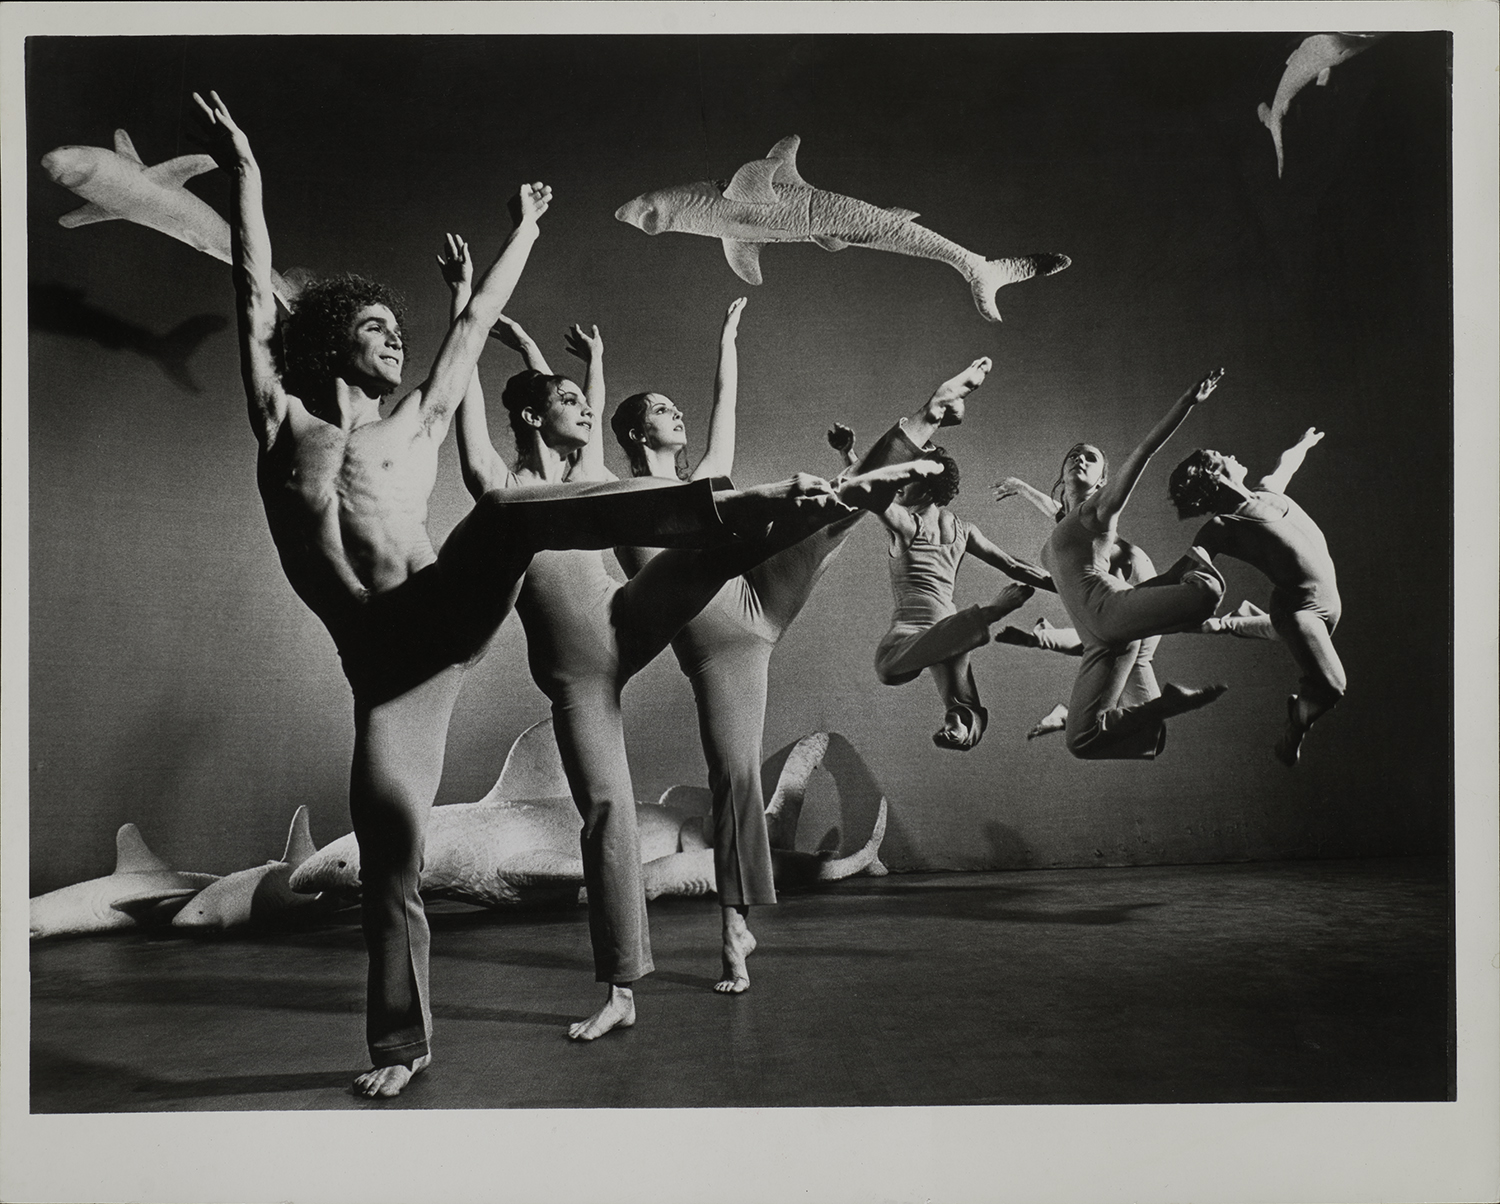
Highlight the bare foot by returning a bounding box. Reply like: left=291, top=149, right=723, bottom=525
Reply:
left=1027, top=703, right=1068, bottom=740
left=836, top=459, right=943, bottom=512
left=1155, top=682, right=1229, bottom=718
left=981, top=582, right=1034, bottom=623
left=994, top=624, right=1040, bottom=648
left=1274, top=695, right=1307, bottom=767
left=353, top=1053, right=431, bottom=1098
left=716, top=474, right=838, bottom=535
left=568, top=984, right=636, bottom=1041
left=922, top=357, right=994, bottom=427
left=715, top=908, right=756, bottom=994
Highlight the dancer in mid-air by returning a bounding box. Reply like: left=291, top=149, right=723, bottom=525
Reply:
left=609, top=298, right=1000, bottom=992
left=1036, top=370, right=1232, bottom=760
left=197, top=93, right=839, bottom=1100
left=442, top=242, right=938, bottom=1034
left=1165, top=427, right=1343, bottom=765
left=865, top=440, right=1053, bottom=752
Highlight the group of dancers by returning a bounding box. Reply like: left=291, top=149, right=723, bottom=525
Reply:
left=195, top=91, right=1343, bottom=1098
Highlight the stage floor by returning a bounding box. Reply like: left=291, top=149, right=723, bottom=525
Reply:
left=29, top=856, right=1450, bottom=1111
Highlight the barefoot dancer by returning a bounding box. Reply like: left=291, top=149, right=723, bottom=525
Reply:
left=1037, top=370, right=1232, bottom=759
left=197, top=95, right=806, bottom=1098
left=1165, top=427, right=1343, bottom=765
left=609, top=303, right=997, bottom=992
left=444, top=250, right=935, bottom=1034
left=869, top=443, right=1053, bottom=750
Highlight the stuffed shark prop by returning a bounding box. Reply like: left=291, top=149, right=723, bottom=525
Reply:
left=29, top=824, right=219, bottom=939
left=1258, top=33, right=1390, bottom=178
left=171, top=806, right=337, bottom=931
left=290, top=724, right=886, bottom=906
left=615, top=135, right=1070, bottom=322
left=41, top=129, right=298, bottom=305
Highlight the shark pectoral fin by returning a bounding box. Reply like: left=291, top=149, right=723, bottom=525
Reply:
left=885, top=206, right=920, bottom=222
left=58, top=202, right=119, bottom=228
left=723, top=158, right=781, bottom=204
left=113, top=129, right=144, bottom=165
left=641, top=850, right=715, bottom=900
left=766, top=135, right=810, bottom=187
left=812, top=235, right=851, bottom=252
left=493, top=850, right=585, bottom=886
left=722, top=239, right=766, bottom=285
left=147, top=153, right=220, bottom=189
left=1316, top=67, right=1331, bottom=86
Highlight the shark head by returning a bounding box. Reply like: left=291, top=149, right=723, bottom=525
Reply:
left=40, top=146, right=104, bottom=191
left=614, top=180, right=725, bottom=235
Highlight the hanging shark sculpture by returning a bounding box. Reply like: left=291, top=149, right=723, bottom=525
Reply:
left=172, top=806, right=338, bottom=931
left=41, top=129, right=298, bottom=305
left=1258, top=33, right=1390, bottom=178
left=615, top=135, right=1070, bottom=322
left=289, top=724, right=887, bottom=906
left=29, top=824, right=219, bottom=940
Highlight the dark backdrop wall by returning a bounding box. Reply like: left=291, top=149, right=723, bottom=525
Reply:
left=27, top=33, right=1452, bottom=893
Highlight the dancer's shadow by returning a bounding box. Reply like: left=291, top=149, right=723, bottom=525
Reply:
left=31, top=1047, right=350, bottom=1110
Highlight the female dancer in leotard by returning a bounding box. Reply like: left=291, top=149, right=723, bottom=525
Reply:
left=1165, top=427, right=1343, bottom=765
left=608, top=297, right=998, bottom=992
left=442, top=241, right=936, bottom=1034
left=1037, top=369, right=1231, bottom=760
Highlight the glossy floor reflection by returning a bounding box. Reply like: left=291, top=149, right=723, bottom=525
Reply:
left=30, top=857, right=1450, bottom=1111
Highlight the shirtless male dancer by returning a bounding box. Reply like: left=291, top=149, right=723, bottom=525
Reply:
left=440, top=241, right=936, bottom=1036
left=609, top=301, right=1001, bottom=991
left=198, top=93, right=846, bottom=1097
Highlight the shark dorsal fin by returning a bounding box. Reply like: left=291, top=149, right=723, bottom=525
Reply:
left=491, top=718, right=570, bottom=801
left=282, top=806, right=318, bottom=867
left=723, top=158, right=781, bottom=205
left=113, top=824, right=173, bottom=875
left=812, top=235, right=850, bottom=252
left=113, top=129, right=144, bottom=165
left=721, top=238, right=765, bottom=285
left=145, top=153, right=219, bottom=190
left=1316, top=67, right=1331, bottom=86
left=766, top=135, right=809, bottom=187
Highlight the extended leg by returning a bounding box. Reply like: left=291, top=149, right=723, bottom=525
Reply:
left=1063, top=639, right=1222, bottom=760
left=1080, top=558, right=1224, bottom=645
left=875, top=585, right=1034, bottom=685
left=348, top=665, right=465, bottom=1097
left=930, top=654, right=988, bottom=750
left=1272, top=610, right=1346, bottom=766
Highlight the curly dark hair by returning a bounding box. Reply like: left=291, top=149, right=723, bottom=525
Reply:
left=610, top=391, right=690, bottom=480
left=500, top=369, right=574, bottom=450
left=281, top=274, right=408, bottom=397
left=1050, top=442, right=1109, bottom=521
left=915, top=445, right=961, bottom=508
left=1167, top=449, right=1231, bottom=519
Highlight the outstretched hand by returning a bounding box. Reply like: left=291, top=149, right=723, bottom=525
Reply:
left=1298, top=426, right=1326, bottom=448
left=436, top=233, right=473, bottom=293
left=488, top=313, right=530, bottom=352
left=992, top=477, right=1025, bottom=503
left=565, top=323, right=603, bottom=363
left=509, top=182, right=553, bottom=228
left=1192, top=367, right=1227, bottom=403
left=721, top=296, right=747, bottom=337
left=191, top=90, right=253, bottom=171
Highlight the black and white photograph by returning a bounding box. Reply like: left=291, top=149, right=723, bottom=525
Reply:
left=3, top=3, right=1496, bottom=1203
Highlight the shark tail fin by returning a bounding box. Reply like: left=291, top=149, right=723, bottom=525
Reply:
left=1257, top=103, right=1285, bottom=177
left=153, top=312, right=229, bottom=393
left=969, top=254, right=1072, bottom=323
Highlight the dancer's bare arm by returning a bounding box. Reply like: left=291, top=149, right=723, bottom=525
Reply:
left=1258, top=427, right=1324, bottom=493
left=564, top=323, right=611, bottom=479
left=1092, top=368, right=1225, bottom=526
left=966, top=526, right=1056, bottom=591
left=193, top=91, right=290, bottom=450
left=439, top=235, right=508, bottom=499
left=873, top=500, right=919, bottom=547
left=412, top=183, right=552, bottom=430
left=993, top=476, right=1060, bottom=520
left=691, top=297, right=746, bottom=480
left=490, top=314, right=554, bottom=375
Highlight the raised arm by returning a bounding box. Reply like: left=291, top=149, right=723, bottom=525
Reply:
left=1258, top=427, right=1324, bottom=493
left=416, top=183, right=552, bottom=427
left=564, top=323, right=609, bottom=479
left=993, top=476, right=1060, bottom=520
left=490, top=313, right=554, bottom=375
left=437, top=234, right=508, bottom=500
left=966, top=525, right=1056, bottom=591
left=827, top=423, right=859, bottom=472
left=692, top=296, right=746, bottom=480
left=193, top=91, right=288, bottom=449
left=1092, top=368, right=1225, bottom=526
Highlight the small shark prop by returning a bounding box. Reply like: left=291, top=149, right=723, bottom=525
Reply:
left=615, top=135, right=1070, bottom=322
left=29, top=282, right=226, bottom=393
left=30, top=824, right=219, bottom=940
left=172, top=806, right=337, bottom=931
left=41, top=129, right=297, bottom=305
left=290, top=725, right=886, bottom=906
left=1258, top=33, right=1390, bottom=177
